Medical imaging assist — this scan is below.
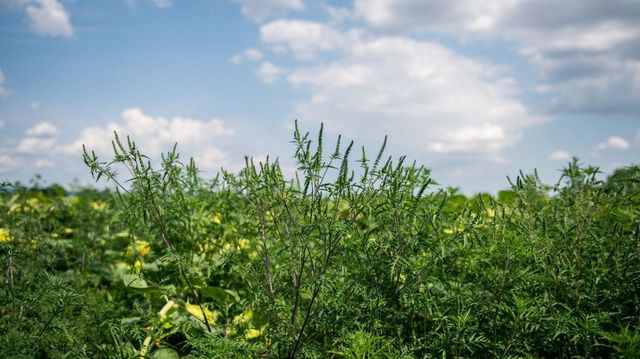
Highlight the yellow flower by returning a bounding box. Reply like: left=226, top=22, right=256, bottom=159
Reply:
left=443, top=228, right=455, bottom=235
left=212, top=213, right=223, bottom=224
left=486, top=208, right=496, bottom=219
left=248, top=251, right=259, bottom=260
left=245, top=328, right=262, bottom=340
left=135, top=241, right=151, bottom=256
left=237, top=238, right=250, bottom=250
left=63, top=227, right=74, bottom=234
left=90, top=201, right=107, bottom=211
left=185, top=303, right=218, bottom=324
left=233, top=310, right=253, bottom=324
left=0, top=228, right=12, bottom=243
left=221, top=243, right=233, bottom=254
left=134, top=259, right=143, bottom=272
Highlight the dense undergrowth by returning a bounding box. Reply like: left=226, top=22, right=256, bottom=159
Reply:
left=1, top=124, right=639, bottom=358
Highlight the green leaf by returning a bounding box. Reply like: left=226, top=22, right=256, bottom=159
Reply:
left=122, top=274, right=148, bottom=289
left=201, top=286, right=239, bottom=305
left=151, top=348, right=179, bottom=359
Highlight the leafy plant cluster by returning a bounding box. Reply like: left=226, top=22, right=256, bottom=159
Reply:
left=1, top=124, right=639, bottom=358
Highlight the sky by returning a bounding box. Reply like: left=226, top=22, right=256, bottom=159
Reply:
left=0, top=0, right=639, bottom=194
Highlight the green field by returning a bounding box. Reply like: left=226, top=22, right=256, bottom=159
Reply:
left=1, top=125, right=639, bottom=358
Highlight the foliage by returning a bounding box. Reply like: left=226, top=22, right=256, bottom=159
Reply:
left=1, top=125, right=639, bottom=358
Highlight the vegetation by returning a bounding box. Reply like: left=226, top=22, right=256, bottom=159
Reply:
left=1, top=124, right=639, bottom=358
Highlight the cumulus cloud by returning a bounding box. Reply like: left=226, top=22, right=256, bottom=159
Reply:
left=596, top=136, right=630, bottom=151
left=5, top=109, right=238, bottom=179
left=548, top=150, right=571, bottom=161
left=17, top=136, right=57, bottom=154
left=427, top=124, right=509, bottom=154
left=66, top=108, right=235, bottom=170
left=353, top=0, right=640, bottom=115
left=17, top=122, right=60, bottom=154
left=354, top=0, right=514, bottom=33
left=230, top=48, right=263, bottom=64
left=233, top=0, right=303, bottom=20
left=287, top=35, right=542, bottom=156
left=26, top=121, right=59, bottom=136
left=260, top=19, right=353, bottom=59
left=25, top=0, right=73, bottom=37
left=256, top=61, right=284, bottom=83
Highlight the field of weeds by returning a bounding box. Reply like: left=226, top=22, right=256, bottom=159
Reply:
left=1, top=125, right=639, bottom=358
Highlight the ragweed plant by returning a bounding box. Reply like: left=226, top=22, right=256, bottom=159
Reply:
left=83, top=133, right=215, bottom=334
left=4, top=124, right=638, bottom=358
left=225, top=122, right=452, bottom=357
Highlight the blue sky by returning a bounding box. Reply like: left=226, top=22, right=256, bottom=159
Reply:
left=0, top=0, right=639, bottom=193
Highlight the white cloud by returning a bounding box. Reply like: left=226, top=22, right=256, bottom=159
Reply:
left=35, top=158, right=55, bottom=167
left=257, top=61, right=283, bottom=83
left=596, top=136, right=630, bottom=150
left=548, top=150, right=571, bottom=161
left=2, top=109, right=233, bottom=174
left=16, top=122, right=60, bottom=154
left=17, top=136, right=57, bottom=154
left=233, top=0, right=303, bottom=20
left=231, top=48, right=263, bottom=64
left=31, top=101, right=40, bottom=109
left=287, top=35, right=542, bottom=155
left=353, top=0, right=640, bottom=115
left=521, top=23, right=639, bottom=54
left=0, top=154, right=18, bottom=171
left=0, top=69, right=7, bottom=96
left=354, top=0, right=515, bottom=33
left=260, top=19, right=348, bottom=59
left=427, top=124, right=508, bottom=154
left=198, top=146, right=230, bottom=170
left=67, top=108, right=235, bottom=170
left=0, top=119, right=5, bottom=130
left=25, top=0, right=73, bottom=37
left=27, top=121, right=59, bottom=136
